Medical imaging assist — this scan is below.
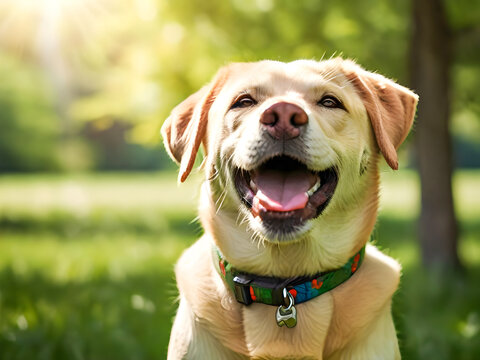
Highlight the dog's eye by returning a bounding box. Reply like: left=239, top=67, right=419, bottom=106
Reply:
left=231, top=95, right=257, bottom=109
left=318, top=95, right=343, bottom=109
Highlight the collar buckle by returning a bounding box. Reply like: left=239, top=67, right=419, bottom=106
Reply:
left=233, top=274, right=289, bottom=306
left=232, top=274, right=253, bottom=305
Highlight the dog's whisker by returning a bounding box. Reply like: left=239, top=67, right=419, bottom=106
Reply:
left=214, top=187, right=228, bottom=214
left=208, top=167, right=220, bottom=181
left=236, top=210, right=250, bottom=227
left=190, top=215, right=200, bottom=224
left=322, top=71, right=345, bottom=84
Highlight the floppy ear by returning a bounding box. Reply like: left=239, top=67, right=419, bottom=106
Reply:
left=345, top=67, right=418, bottom=170
left=161, top=69, right=229, bottom=182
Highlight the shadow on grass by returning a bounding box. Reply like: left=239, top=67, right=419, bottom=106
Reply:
left=375, top=215, right=480, bottom=360
left=393, top=264, right=480, bottom=360
left=0, top=210, right=201, bottom=239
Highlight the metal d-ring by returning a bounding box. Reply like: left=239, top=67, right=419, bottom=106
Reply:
left=282, top=288, right=295, bottom=310
left=276, top=288, right=297, bottom=328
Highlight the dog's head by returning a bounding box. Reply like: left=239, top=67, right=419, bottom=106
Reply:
left=162, top=59, right=417, bottom=249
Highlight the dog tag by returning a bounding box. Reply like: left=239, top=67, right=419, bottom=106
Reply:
left=276, top=304, right=297, bottom=328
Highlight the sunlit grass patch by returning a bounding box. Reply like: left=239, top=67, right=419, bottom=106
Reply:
left=0, top=231, right=192, bottom=282
left=0, top=171, right=203, bottom=216
left=454, top=170, right=480, bottom=221
left=380, top=169, right=480, bottom=221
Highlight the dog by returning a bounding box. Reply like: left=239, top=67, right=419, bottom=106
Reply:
left=161, top=58, right=418, bottom=359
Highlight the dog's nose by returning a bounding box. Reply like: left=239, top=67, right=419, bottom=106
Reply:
left=260, top=102, right=308, bottom=140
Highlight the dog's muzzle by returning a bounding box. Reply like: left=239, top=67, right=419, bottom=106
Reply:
left=233, top=155, right=338, bottom=237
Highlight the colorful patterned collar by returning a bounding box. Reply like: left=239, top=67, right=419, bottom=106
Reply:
left=213, top=245, right=365, bottom=306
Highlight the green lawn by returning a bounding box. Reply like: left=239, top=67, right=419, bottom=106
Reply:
left=0, top=170, right=479, bottom=359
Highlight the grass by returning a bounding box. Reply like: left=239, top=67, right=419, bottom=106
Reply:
left=0, top=169, right=479, bottom=359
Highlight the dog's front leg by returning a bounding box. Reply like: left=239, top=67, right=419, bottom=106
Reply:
left=325, top=302, right=400, bottom=360
left=168, top=296, right=248, bottom=360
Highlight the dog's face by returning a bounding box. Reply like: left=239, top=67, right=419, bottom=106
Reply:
left=163, top=59, right=417, bottom=248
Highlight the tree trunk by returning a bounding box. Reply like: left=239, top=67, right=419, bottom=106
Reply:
left=410, top=0, right=461, bottom=269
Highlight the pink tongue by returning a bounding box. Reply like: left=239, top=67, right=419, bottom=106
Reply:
left=252, top=170, right=312, bottom=212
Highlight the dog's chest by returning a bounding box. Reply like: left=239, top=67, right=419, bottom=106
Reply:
left=240, top=295, right=334, bottom=359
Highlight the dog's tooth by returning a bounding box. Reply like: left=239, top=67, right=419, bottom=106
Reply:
left=306, top=178, right=321, bottom=197
left=250, top=179, right=258, bottom=192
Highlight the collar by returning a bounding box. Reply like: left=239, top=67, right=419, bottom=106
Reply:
left=213, top=245, right=365, bottom=306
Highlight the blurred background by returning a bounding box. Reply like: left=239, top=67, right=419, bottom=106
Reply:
left=0, top=0, right=479, bottom=359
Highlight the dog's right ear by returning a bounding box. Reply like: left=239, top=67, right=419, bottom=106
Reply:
left=161, top=68, right=229, bottom=183
left=342, top=61, right=418, bottom=170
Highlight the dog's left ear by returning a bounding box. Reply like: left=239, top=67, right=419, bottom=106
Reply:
left=345, top=66, right=418, bottom=170
left=161, top=68, right=229, bottom=182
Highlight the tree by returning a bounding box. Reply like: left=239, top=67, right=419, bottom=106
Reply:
left=410, top=0, right=461, bottom=269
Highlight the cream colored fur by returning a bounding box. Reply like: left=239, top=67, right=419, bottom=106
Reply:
left=162, top=58, right=418, bottom=359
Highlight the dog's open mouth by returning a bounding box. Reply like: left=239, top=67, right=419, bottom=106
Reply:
left=234, top=156, right=338, bottom=235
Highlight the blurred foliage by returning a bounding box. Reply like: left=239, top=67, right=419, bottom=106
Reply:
left=0, top=0, right=479, bottom=171
left=0, top=171, right=479, bottom=359
left=0, top=54, right=59, bottom=171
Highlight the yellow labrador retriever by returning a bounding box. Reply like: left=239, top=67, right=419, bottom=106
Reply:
left=162, top=58, right=418, bottom=359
